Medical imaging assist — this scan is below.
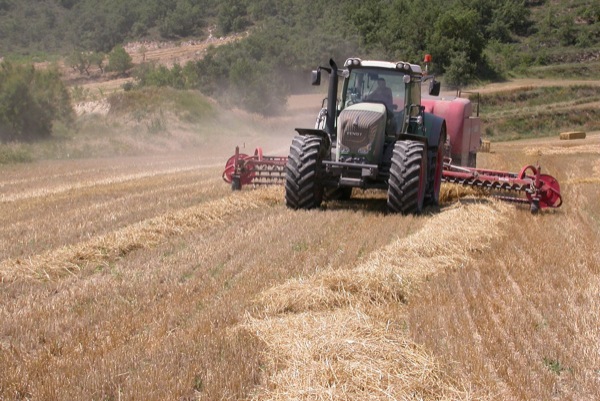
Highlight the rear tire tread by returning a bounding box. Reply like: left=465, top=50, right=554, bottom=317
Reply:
left=285, top=135, right=324, bottom=209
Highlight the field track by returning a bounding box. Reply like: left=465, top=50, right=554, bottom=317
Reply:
left=1, top=131, right=599, bottom=399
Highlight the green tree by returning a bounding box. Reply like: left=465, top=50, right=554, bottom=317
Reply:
left=69, top=0, right=138, bottom=52
left=487, top=0, right=532, bottom=41
left=557, top=16, right=576, bottom=46
left=58, top=0, right=79, bottom=9
left=160, top=0, right=204, bottom=38
left=444, top=51, right=476, bottom=88
left=352, top=2, right=385, bottom=49
left=378, top=0, right=441, bottom=63
left=89, top=52, right=105, bottom=73
left=427, top=7, right=486, bottom=75
left=67, top=51, right=104, bottom=75
left=107, top=45, right=133, bottom=74
left=218, top=0, right=250, bottom=35
left=0, top=62, right=73, bottom=142
left=0, top=0, right=11, bottom=13
left=67, top=51, right=92, bottom=75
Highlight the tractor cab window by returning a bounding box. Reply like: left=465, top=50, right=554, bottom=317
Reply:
left=344, top=68, right=407, bottom=112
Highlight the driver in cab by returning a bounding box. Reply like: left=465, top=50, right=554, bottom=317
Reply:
left=365, top=77, right=394, bottom=111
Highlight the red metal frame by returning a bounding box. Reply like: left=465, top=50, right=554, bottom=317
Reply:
left=442, top=163, right=562, bottom=211
left=222, top=147, right=562, bottom=212
left=222, top=147, right=287, bottom=190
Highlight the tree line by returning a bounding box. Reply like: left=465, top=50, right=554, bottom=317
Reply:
left=133, top=0, right=540, bottom=114
left=0, top=0, right=225, bottom=55
left=183, top=0, right=599, bottom=112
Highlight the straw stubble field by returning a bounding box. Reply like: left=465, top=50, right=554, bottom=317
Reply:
left=0, top=133, right=599, bottom=400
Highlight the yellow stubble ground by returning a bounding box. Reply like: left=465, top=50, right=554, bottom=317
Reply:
left=0, top=130, right=598, bottom=400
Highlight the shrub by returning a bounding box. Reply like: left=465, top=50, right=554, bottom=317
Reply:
left=107, top=46, right=132, bottom=74
left=67, top=51, right=104, bottom=75
left=444, top=51, right=476, bottom=88
left=0, top=62, right=74, bottom=142
left=0, top=144, right=33, bottom=164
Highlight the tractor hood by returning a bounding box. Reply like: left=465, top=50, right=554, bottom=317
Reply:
left=336, top=103, right=387, bottom=164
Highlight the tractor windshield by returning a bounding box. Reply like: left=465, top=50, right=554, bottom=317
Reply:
left=344, top=68, right=407, bottom=111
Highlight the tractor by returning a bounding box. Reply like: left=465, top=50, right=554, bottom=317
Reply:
left=223, top=57, right=562, bottom=213
left=286, top=57, right=450, bottom=213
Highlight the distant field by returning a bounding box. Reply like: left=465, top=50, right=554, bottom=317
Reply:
left=467, top=82, right=600, bottom=141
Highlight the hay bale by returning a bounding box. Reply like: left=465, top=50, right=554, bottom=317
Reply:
left=480, top=140, right=491, bottom=153
left=559, top=131, right=586, bottom=140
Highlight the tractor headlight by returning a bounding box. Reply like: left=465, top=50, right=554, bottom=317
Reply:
left=339, top=144, right=350, bottom=154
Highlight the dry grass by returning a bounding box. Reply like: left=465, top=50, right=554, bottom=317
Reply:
left=524, top=143, right=600, bottom=156
left=0, top=157, right=424, bottom=400
left=0, top=156, right=230, bottom=261
left=245, top=310, right=459, bottom=401
left=408, top=136, right=600, bottom=400
left=438, top=184, right=487, bottom=205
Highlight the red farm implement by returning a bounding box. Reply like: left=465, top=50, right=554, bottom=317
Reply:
left=442, top=163, right=562, bottom=212
left=222, top=146, right=287, bottom=190
left=222, top=146, right=562, bottom=213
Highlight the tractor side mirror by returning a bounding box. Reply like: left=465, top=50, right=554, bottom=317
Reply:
left=429, top=79, right=441, bottom=96
left=312, top=70, right=321, bottom=86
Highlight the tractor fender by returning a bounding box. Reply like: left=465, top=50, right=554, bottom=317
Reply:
left=423, top=112, right=446, bottom=148
left=294, top=128, right=332, bottom=155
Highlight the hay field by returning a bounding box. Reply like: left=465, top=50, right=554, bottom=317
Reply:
left=1, top=124, right=599, bottom=400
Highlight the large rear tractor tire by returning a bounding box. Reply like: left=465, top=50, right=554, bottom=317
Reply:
left=387, top=140, right=428, bottom=214
left=285, top=135, right=325, bottom=209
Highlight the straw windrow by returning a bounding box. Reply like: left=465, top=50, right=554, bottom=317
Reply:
left=0, top=187, right=282, bottom=282
left=245, top=201, right=514, bottom=400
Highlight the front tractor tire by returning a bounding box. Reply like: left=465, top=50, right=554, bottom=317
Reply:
left=387, top=140, right=428, bottom=214
left=285, top=135, right=325, bottom=209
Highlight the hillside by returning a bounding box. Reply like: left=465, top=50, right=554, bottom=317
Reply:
left=1, top=0, right=599, bottom=127
left=2, top=0, right=600, bottom=82
left=0, top=0, right=223, bottom=55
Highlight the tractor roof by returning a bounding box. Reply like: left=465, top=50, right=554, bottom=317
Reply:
left=344, top=58, right=423, bottom=75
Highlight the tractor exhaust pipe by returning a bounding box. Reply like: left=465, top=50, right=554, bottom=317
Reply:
left=310, top=58, right=339, bottom=137
left=326, top=58, right=339, bottom=137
